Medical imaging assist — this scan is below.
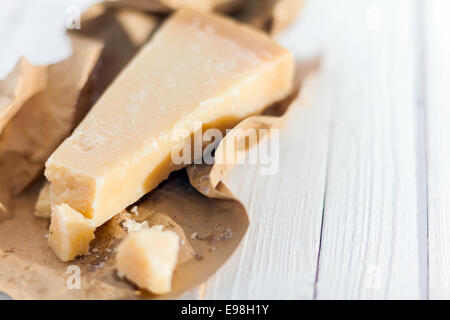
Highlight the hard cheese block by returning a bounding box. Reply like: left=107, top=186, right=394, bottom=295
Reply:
left=45, top=8, right=294, bottom=227
left=116, top=229, right=180, bottom=294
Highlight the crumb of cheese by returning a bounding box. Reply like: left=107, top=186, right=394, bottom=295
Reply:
left=122, top=218, right=165, bottom=233
left=151, top=224, right=164, bottom=232
left=122, top=218, right=149, bottom=232
left=130, top=205, right=139, bottom=215
left=116, top=229, right=179, bottom=294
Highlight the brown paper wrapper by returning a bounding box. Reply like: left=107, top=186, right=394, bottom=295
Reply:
left=72, top=4, right=161, bottom=97
left=101, top=0, right=304, bottom=34
left=0, top=35, right=103, bottom=220
left=237, top=0, right=306, bottom=35
left=0, top=4, right=317, bottom=299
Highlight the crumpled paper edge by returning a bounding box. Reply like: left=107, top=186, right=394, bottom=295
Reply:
left=0, top=35, right=103, bottom=220
left=0, top=58, right=47, bottom=135
left=186, top=58, right=318, bottom=199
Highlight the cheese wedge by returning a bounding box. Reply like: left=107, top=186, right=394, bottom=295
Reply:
left=116, top=229, right=180, bottom=294
left=48, top=204, right=95, bottom=262
left=45, top=9, right=294, bottom=228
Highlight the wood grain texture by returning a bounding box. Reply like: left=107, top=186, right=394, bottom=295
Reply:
left=314, top=0, right=424, bottom=299
left=424, top=0, right=450, bottom=300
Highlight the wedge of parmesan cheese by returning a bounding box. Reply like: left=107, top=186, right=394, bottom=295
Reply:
left=116, top=229, right=180, bottom=294
left=44, top=8, right=294, bottom=260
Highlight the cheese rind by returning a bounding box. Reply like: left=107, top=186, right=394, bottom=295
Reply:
left=48, top=204, right=95, bottom=262
left=45, top=9, right=294, bottom=227
left=116, top=229, right=180, bottom=294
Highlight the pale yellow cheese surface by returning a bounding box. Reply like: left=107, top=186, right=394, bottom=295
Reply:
left=48, top=204, right=95, bottom=262
left=34, top=183, right=51, bottom=218
left=45, top=9, right=294, bottom=227
left=116, top=229, right=180, bottom=294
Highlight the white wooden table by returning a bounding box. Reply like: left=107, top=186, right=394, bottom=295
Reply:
left=2, top=0, right=450, bottom=300
left=187, top=0, right=450, bottom=300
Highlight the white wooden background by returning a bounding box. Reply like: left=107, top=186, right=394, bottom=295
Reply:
left=2, top=0, right=450, bottom=300
left=187, top=0, right=450, bottom=300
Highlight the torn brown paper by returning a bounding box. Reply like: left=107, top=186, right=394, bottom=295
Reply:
left=0, top=171, right=249, bottom=299
left=0, top=58, right=47, bottom=135
left=237, top=0, right=305, bottom=35
left=102, top=0, right=303, bottom=33
left=72, top=5, right=160, bottom=96
left=103, top=0, right=246, bottom=14
left=0, top=35, right=103, bottom=218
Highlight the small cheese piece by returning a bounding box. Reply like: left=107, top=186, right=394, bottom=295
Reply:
left=45, top=9, right=294, bottom=228
left=48, top=204, right=95, bottom=262
left=35, top=183, right=51, bottom=218
left=116, top=229, right=180, bottom=294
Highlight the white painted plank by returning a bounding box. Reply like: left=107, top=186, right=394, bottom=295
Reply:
left=201, top=0, right=332, bottom=299
left=202, top=73, right=330, bottom=300
left=424, top=0, right=450, bottom=300
left=314, top=0, right=423, bottom=299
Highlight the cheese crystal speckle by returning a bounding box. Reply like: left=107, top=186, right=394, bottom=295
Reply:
left=116, top=229, right=180, bottom=294
left=44, top=9, right=294, bottom=259
left=48, top=204, right=95, bottom=262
